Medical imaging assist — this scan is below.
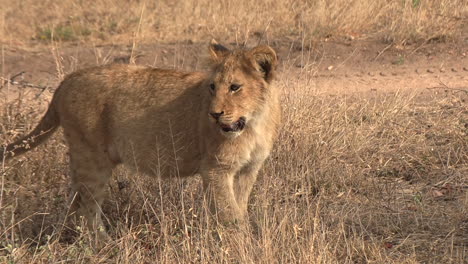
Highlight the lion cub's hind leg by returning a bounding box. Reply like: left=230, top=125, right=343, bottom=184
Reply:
left=65, top=136, right=115, bottom=243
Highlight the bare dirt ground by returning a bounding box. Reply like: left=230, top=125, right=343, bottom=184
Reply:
left=2, top=39, right=467, bottom=93
left=0, top=38, right=467, bottom=263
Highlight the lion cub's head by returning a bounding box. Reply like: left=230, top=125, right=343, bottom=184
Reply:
left=205, top=40, right=278, bottom=138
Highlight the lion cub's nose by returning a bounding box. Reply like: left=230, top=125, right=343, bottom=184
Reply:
left=210, top=111, right=224, bottom=120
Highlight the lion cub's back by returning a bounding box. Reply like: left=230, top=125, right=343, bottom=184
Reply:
left=54, top=64, right=206, bottom=123
left=53, top=64, right=206, bottom=176
left=58, top=64, right=202, bottom=102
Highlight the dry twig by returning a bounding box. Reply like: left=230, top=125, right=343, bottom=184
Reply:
left=0, top=72, right=53, bottom=92
left=427, top=80, right=468, bottom=94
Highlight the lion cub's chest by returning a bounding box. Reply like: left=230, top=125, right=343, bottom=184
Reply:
left=206, top=127, right=273, bottom=169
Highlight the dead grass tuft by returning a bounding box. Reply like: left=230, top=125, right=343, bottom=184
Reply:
left=0, top=1, right=467, bottom=262
left=1, top=62, right=466, bottom=262
left=0, top=0, right=467, bottom=45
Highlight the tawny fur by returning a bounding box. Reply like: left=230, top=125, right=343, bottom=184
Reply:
left=0, top=40, right=281, bottom=238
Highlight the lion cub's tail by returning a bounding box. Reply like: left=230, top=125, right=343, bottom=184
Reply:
left=1, top=101, right=60, bottom=160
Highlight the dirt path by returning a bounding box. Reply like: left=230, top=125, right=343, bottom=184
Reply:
left=1, top=40, right=467, bottom=97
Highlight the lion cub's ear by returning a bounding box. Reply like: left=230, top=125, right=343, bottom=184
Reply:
left=248, top=45, right=278, bottom=83
left=208, top=39, right=230, bottom=63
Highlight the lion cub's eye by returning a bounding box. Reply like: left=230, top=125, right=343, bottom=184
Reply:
left=209, top=83, right=216, bottom=91
left=230, top=84, right=242, bottom=92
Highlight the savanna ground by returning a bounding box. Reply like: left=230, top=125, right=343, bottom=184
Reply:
left=1, top=0, right=467, bottom=263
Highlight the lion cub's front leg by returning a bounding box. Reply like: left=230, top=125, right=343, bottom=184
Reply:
left=233, top=162, right=263, bottom=218
left=201, top=163, right=243, bottom=224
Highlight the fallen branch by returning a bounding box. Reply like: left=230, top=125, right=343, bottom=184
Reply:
left=373, top=43, right=392, bottom=61
left=427, top=86, right=468, bottom=94
left=1, top=72, right=53, bottom=92
left=427, top=80, right=468, bottom=94
left=9, top=71, right=26, bottom=81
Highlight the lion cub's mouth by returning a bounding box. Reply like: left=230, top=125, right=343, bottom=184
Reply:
left=218, top=117, right=246, bottom=133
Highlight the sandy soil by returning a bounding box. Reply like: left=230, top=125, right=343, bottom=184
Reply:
left=2, top=39, right=467, bottom=95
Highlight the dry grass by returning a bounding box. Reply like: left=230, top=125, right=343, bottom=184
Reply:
left=0, top=61, right=467, bottom=262
left=0, top=0, right=467, bottom=263
left=0, top=0, right=467, bottom=45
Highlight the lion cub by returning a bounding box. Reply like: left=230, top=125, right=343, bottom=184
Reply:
left=1, top=40, right=281, bottom=238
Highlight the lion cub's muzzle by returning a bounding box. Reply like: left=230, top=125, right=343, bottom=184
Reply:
left=219, top=117, right=246, bottom=132
left=210, top=112, right=246, bottom=133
